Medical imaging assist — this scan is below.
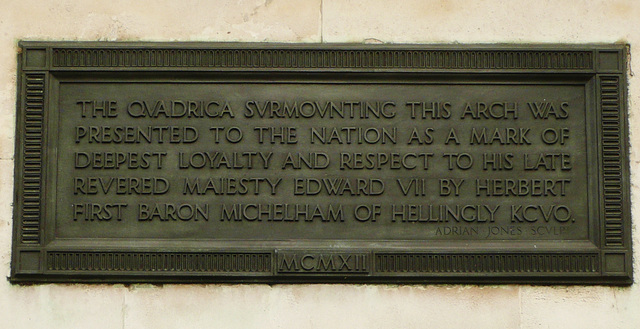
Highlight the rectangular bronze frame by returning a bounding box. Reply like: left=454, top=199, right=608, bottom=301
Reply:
left=10, top=42, right=632, bottom=284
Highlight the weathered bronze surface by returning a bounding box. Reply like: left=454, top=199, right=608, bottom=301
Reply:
left=11, top=42, right=631, bottom=284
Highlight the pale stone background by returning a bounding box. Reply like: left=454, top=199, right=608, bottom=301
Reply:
left=1, top=0, right=639, bottom=328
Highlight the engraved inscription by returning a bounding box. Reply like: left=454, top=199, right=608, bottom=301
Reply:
left=55, top=83, right=589, bottom=241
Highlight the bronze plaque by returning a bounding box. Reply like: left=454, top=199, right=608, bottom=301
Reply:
left=11, top=42, right=631, bottom=284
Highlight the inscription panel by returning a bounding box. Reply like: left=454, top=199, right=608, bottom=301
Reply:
left=11, top=43, right=631, bottom=284
left=55, top=81, right=589, bottom=241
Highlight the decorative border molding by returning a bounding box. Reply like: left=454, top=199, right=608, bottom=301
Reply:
left=600, top=76, right=625, bottom=248
left=20, top=74, right=45, bottom=244
left=375, top=253, right=599, bottom=274
left=51, top=48, right=594, bottom=70
left=47, top=251, right=272, bottom=273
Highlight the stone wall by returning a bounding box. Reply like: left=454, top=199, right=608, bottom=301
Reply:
left=1, top=1, right=638, bottom=328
